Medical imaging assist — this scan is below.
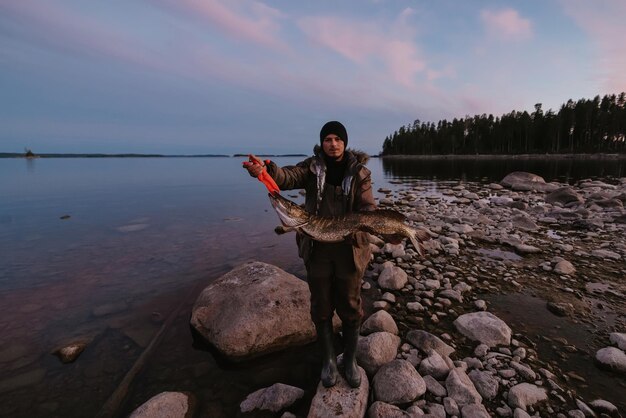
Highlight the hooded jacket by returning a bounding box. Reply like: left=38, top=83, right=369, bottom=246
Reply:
left=266, top=146, right=376, bottom=273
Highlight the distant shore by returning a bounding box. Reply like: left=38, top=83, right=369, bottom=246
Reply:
left=0, top=153, right=308, bottom=158
left=379, top=153, right=626, bottom=160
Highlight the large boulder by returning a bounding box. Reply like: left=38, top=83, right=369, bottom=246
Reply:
left=595, top=347, right=626, bottom=374
left=190, top=261, right=337, bottom=361
left=446, top=368, right=482, bottom=407
left=545, top=187, right=584, bottom=206
left=372, top=360, right=426, bottom=404
left=501, top=172, right=550, bottom=192
left=308, top=367, right=369, bottom=418
left=240, top=383, right=304, bottom=414
left=129, top=392, right=196, bottom=418
left=507, top=383, right=547, bottom=411
left=454, top=312, right=512, bottom=347
left=361, top=310, right=398, bottom=336
left=378, top=262, right=408, bottom=290
left=356, top=332, right=401, bottom=376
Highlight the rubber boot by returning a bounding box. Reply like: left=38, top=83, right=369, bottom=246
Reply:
left=316, top=321, right=338, bottom=387
left=342, top=323, right=361, bottom=388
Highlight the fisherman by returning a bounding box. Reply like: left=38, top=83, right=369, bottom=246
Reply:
left=243, top=121, right=375, bottom=388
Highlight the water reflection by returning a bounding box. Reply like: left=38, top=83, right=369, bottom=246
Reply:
left=381, top=156, right=626, bottom=182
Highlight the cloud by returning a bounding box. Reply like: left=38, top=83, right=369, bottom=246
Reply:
left=481, top=8, right=532, bottom=41
left=298, top=10, right=426, bottom=88
left=155, top=0, right=288, bottom=51
left=560, top=0, right=626, bottom=93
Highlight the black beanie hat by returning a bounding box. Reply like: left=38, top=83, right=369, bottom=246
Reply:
left=320, top=121, right=348, bottom=147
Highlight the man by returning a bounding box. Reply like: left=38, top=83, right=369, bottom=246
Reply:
left=244, top=121, right=375, bottom=388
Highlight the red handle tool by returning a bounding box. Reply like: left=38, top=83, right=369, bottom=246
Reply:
left=244, top=155, right=280, bottom=195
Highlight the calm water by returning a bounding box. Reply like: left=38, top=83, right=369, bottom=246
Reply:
left=1, top=156, right=625, bottom=417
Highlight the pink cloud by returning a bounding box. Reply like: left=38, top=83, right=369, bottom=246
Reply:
left=298, top=11, right=427, bottom=88
left=157, top=0, right=288, bottom=51
left=481, top=8, right=532, bottom=41
left=560, top=0, right=626, bottom=93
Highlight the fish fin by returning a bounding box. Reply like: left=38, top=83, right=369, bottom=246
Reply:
left=274, top=225, right=296, bottom=235
left=408, top=233, right=425, bottom=258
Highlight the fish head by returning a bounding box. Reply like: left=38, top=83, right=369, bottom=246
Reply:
left=268, top=193, right=309, bottom=228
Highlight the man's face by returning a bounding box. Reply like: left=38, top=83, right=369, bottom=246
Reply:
left=322, top=134, right=345, bottom=160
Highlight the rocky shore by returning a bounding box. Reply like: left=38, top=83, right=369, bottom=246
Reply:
left=130, top=171, right=625, bottom=418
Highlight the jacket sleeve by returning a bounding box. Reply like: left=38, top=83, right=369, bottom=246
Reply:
left=265, top=159, right=310, bottom=190
left=354, top=168, right=377, bottom=212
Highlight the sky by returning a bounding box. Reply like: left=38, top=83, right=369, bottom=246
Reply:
left=1, top=0, right=625, bottom=155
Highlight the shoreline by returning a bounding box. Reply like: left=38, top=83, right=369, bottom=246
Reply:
left=379, top=153, right=626, bottom=160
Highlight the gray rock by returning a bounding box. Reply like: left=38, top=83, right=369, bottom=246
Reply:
left=130, top=392, right=195, bottom=418
left=191, top=262, right=338, bottom=360
left=512, top=215, right=538, bottom=231
left=468, top=369, right=499, bottom=400
left=357, top=332, right=401, bottom=376
left=423, top=375, right=447, bottom=397
left=574, top=399, right=596, bottom=418
left=609, top=332, right=626, bottom=350
left=568, top=410, right=586, bottom=418
left=591, top=249, right=621, bottom=260
left=474, top=344, right=489, bottom=358
left=439, top=289, right=463, bottom=303
left=407, top=302, right=426, bottom=312
left=589, top=399, right=619, bottom=416
left=378, top=262, right=408, bottom=290
left=595, top=347, right=626, bottom=374
left=366, top=401, right=410, bottom=418
left=446, top=368, right=482, bottom=407
left=372, top=360, right=426, bottom=404
left=406, top=330, right=455, bottom=357
left=419, top=350, right=452, bottom=380
left=501, top=172, right=546, bottom=188
left=553, top=260, right=576, bottom=275
left=444, top=397, right=459, bottom=416
left=546, top=187, right=584, bottom=206
left=308, top=367, right=369, bottom=418
left=52, top=341, right=88, bottom=364
left=513, top=408, right=531, bottom=418
left=454, top=312, right=512, bottom=347
left=240, top=383, right=304, bottom=413
left=547, top=302, right=573, bottom=317
left=461, top=403, right=491, bottom=418
left=507, top=383, right=547, bottom=410
left=510, top=361, right=536, bottom=381
left=361, top=310, right=399, bottom=336
left=425, top=403, right=446, bottom=418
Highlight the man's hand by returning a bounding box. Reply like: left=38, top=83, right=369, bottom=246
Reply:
left=242, top=154, right=265, bottom=178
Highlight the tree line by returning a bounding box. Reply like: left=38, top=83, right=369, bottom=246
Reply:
left=381, top=93, right=626, bottom=155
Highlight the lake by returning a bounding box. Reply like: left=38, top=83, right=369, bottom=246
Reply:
left=1, top=155, right=625, bottom=417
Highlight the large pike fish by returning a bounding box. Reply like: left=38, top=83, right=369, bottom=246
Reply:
left=268, top=193, right=431, bottom=256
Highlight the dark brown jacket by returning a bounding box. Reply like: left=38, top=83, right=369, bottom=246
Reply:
left=266, top=146, right=376, bottom=274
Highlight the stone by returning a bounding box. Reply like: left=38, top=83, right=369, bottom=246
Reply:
left=240, top=383, right=304, bottom=413
left=511, top=215, right=538, bottom=231
left=425, top=403, right=446, bottom=418
left=553, top=260, right=576, bottom=275
left=445, top=368, right=482, bottom=407
left=190, top=261, right=338, bottom=360
left=513, top=409, right=531, bottom=418
left=308, top=367, right=369, bottom=418
left=589, top=399, right=618, bottom=416
left=361, top=310, right=399, bottom=335
left=474, top=344, right=489, bottom=358
left=52, top=341, right=88, bottom=364
left=366, top=401, right=409, bottom=418
left=546, top=187, right=584, bottom=206
left=454, top=312, right=512, bottom=347
left=378, top=262, right=408, bottom=290
left=439, top=289, right=463, bottom=303
left=407, top=302, right=425, bottom=312
left=129, top=392, right=195, bottom=418
left=423, top=375, right=447, bottom=397
left=372, top=360, right=426, bottom=404
left=500, top=172, right=546, bottom=189
left=461, top=403, right=491, bottom=418
left=547, top=302, right=573, bottom=317
left=468, top=370, right=499, bottom=400
left=507, top=383, right=547, bottom=411
left=356, top=332, right=401, bottom=376
left=406, top=330, right=455, bottom=357
left=591, top=249, right=621, bottom=260
left=595, top=347, right=626, bottom=374
left=444, top=397, right=460, bottom=416
left=510, top=361, right=536, bottom=381
left=419, top=349, right=452, bottom=380
left=609, top=333, right=626, bottom=350
left=574, top=399, right=596, bottom=418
